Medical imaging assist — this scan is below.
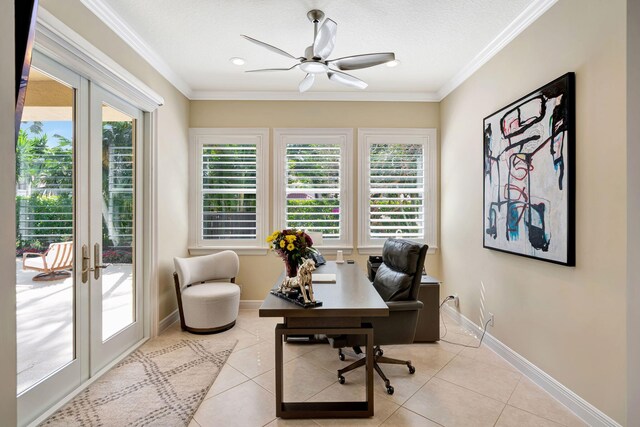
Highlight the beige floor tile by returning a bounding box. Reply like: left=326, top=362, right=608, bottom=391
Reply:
left=440, top=319, right=469, bottom=336
left=382, top=344, right=456, bottom=373
left=305, top=345, right=361, bottom=373
left=236, top=315, right=283, bottom=341
left=436, top=332, right=481, bottom=354
left=205, top=363, right=250, bottom=398
left=226, top=340, right=296, bottom=379
left=496, top=405, right=564, bottom=427
left=458, top=345, right=519, bottom=373
left=340, top=360, right=433, bottom=406
left=380, top=408, right=441, bottom=426
left=193, top=380, right=276, bottom=427
left=265, top=419, right=321, bottom=426
left=306, top=374, right=368, bottom=402
left=221, top=325, right=266, bottom=352
left=310, top=384, right=400, bottom=426
left=283, top=342, right=326, bottom=359
left=435, top=354, right=520, bottom=403
left=254, top=357, right=338, bottom=401
left=508, top=379, right=588, bottom=427
left=404, top=377, right=505, bottom=427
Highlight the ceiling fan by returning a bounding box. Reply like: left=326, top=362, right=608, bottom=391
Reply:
left=241, top=9, right=396, bottom=92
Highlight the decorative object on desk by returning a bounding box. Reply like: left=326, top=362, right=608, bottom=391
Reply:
left=267, top=228, right=318, bottom=278
left=483, top=73, right=575, bottom=266
left=336, top=250, right=344, bottom=264
left=273, top=258, right=322, bottom=307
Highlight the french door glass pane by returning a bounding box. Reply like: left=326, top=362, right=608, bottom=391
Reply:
left=16, top=69, right=75, bottom=394
left=101, top=104, right=136, bottom=342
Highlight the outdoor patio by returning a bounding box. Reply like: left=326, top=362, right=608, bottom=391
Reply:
left=16, top=258, right=133, bottom=394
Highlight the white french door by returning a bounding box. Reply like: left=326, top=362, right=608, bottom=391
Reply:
left=16, top=54, right=145, bottom=426
left=88, top=84, right=144, bottom=374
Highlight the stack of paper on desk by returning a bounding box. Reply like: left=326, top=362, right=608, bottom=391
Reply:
left=312, top=273, right=336, bottom=283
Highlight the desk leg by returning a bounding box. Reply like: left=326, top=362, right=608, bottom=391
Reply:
left=274, top=323, right=374, bottom=418
left=275, top=324, right=284, bottom=415
left=364, top=324, right=374, bottom=414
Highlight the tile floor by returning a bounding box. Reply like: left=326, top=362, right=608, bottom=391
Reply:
left=188, top=310, right=588, bottom=427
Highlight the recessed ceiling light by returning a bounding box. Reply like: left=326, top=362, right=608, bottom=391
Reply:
left=230, top=57, right=246, bottom=66
left=386, top=59, right=400, bottom=68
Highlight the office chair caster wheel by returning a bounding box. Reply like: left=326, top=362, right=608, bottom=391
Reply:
left=338, top=375, right=345, bottom=384
left=339, top=353, right=345, bottom=361
left=408, top=365, right=416, bottom=374
left=375, top=348, right=384, bottom=357
left=386, top=385, right=394, bottom=395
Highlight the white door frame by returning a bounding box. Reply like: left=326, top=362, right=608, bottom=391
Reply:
left=17, top=18, right=162, bottom=421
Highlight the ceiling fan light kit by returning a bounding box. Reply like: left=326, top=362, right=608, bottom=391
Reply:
left=241, top=9, right=395, bottom=93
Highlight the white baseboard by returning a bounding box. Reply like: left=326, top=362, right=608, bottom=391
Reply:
left=158, top=309, right=179, bottom=333
left=442, top=305, right=621, bottom=427
left=240, top=300, right=262, bottom=310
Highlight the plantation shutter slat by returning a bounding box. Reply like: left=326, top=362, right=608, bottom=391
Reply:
left=368, top=143, right=425, bottom=239
left=285, top=143, right=341, bottom=239
left=202, top=144, right=257, bottom=240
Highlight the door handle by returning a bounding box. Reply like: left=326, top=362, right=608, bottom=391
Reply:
left=93, top=243, right=108, bottom=280
left=82, top=244, right=90, bottom=283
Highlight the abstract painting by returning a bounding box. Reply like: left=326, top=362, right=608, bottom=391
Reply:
left=483, top=73, right=575, bottom=265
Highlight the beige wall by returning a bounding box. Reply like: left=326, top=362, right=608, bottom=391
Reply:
left=40, top=0, right=191, bottom=320
left=440, top=0, right=626, bottom=423
left=627, top=1, right=640, bottom=425
left=191, top=101, right=440, bottom=300
left=0, top=1, right=17, bottom=423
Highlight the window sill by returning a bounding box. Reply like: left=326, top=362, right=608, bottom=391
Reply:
left=188, top=246, right=269, bottom=256
left=357, top=246, right=438, bottom=256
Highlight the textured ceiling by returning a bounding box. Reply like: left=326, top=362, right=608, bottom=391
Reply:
left=102, top=0, right=535, bottom=97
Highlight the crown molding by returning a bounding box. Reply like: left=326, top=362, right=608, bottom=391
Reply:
left=79, top=0, right=193, bottom=98
left=436, top=0, right=558, bottom=101
left=36, top=7, right=164, bottom=111
left=189, top=90, right=440, bottom=102
left=77, top=0, right=556, bottom=103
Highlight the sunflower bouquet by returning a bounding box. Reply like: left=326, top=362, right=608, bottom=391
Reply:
left=267, top=228, right=317, bottom=275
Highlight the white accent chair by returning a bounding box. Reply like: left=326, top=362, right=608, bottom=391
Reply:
left=173, top=251, right=241, bottom=334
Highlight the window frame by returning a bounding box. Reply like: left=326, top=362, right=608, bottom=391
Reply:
left=357, top=128, right=438, bottom=254
left=273, top=128, right=353, bottom=253
left=189, top=128, right=270, bottom=255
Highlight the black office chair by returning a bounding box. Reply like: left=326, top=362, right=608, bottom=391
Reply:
left=330, top=238, right=428, bottom=395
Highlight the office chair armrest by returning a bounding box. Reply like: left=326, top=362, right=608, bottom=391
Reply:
left=386, top=300, right=424, bottom=312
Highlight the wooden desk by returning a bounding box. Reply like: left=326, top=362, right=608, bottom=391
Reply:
left=259, top=262, right=388, bottom=419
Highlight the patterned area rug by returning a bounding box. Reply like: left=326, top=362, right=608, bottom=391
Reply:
left=41, top=329, right=237, bottom=426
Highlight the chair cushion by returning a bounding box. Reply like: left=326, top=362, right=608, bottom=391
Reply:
left=381, top=239, right=423, bottom=275
left=372, top=263, right=414, bottom=301
left=174, top=251, right=239, bottom=288
left=181, top=282, right=240, bottom=329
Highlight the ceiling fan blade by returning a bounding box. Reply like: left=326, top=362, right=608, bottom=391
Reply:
left=328, top=52, right=396, bottom=71
left=241, top=35, right=299, bottom=60
left=299, top=74, right=315, bottom=92
left=245, top=64, right=300, bottom=73
left=313, top=18, right=337, bottom=59
left=327, top=70, right=368, bottom=90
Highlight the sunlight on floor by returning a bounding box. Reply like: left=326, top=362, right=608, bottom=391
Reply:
left=16, top=259, right=133, bottom=394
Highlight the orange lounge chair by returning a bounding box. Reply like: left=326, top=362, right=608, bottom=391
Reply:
left=22, top=241, right=73, bottom=281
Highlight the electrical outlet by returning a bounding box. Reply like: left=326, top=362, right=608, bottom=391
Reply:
left=453, top=294, right=459, bottom=307
left=488, top=312, right=495, bottom=327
